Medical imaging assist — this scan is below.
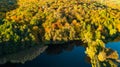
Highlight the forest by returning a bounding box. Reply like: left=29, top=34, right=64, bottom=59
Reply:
left=0, top=0, right=120, bottom=67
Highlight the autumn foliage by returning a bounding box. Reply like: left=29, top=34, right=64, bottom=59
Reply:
left=0, top=0, right=120, bottom=67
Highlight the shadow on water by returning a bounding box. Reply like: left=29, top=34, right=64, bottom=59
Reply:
left=0, top=45, right=47, bottom=67
left=0, top=41, right=91, bottom=67
left=45, top=40, right=86, bottom=55
left=0, top=40, right=120, bottom=67
left=0, top=63, right=17, bottom=67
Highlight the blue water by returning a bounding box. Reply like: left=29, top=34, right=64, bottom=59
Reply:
left=106, top=41, right=120, bottom=58
left=16, top=46, right=91, bottom=67
left=1, top=41, right=120, bottom=67
left=106, top=41, right=120, bottom=67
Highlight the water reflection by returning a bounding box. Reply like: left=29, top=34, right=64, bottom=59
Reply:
left=0, top=41, right=91, bottom=67
left=0, top=41, right=120, bottom=67
left=106, top=41, right=120, bottom=67
left=45, top=41, right=83, bottom=55
left=106, top=41, right=120, bottom=58
left=0, top=46, right=47, bottom=64
left=95, top=48, right=120, bottom=67
left=15, top=41, right=91, bottom=67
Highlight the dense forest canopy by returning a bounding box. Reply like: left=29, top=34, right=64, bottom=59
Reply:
left=0, top=0, right=120, bottom=67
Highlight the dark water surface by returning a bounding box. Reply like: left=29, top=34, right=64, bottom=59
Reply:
left=17, top=46, right=91, bottom=67
left=0, top=42, right=91, bottom=67
left=0, top=41, right=120, bottom=67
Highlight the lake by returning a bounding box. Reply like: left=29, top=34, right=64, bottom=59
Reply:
left=0, top=41, right=120, bottom=67
left=106, top=41, right=120, bottom=59
left=106, top=41, right=120, bottom=67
